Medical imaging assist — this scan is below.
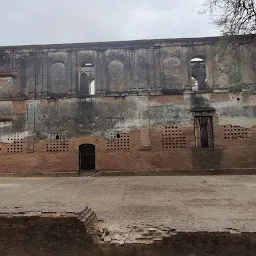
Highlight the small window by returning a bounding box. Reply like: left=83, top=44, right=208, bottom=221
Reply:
left=194, top=116, right=214, bottom=148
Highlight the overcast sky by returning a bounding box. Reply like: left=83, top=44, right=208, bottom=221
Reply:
left=0, top=0, right=220, bottom=46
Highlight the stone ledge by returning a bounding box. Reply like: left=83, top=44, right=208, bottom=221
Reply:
left=0, top=171, right=78, bottom=177
left=92, top=168, right=256, bottom=177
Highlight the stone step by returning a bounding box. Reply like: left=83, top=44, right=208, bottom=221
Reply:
left=83, top=210, right=97, bottom=226
left=78, top=207, right=90, bottom=219
left=78, top=207, right=97, bottom=230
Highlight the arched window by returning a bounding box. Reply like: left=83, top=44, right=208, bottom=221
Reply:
left=80, top=63, right=95, bottom=95
left=190, top=58, right=207, bottom=91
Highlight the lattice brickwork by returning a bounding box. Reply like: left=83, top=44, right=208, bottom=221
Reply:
left=162, top=126, right=186, bottom=149
left=107, top=131, right=130, bottom=151
left=224, top=125, right=248, bottom=139
left=47, top=133, right=69, bottom=152
left=7, top=133, right=24, bottom=153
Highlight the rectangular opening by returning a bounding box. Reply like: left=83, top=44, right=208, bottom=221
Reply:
left=194, top=116, right=214, bottom=148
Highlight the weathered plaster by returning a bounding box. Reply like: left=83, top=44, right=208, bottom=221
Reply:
left=0, top=35, right=255, bottom=173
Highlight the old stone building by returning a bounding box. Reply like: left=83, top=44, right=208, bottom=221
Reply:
left=0, top=35, right=256, bottom=174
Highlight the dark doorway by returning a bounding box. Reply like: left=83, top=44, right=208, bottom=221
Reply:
left=79, top=144, right=95, bottom=170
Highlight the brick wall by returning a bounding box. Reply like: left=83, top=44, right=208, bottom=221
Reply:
left=0, top=92, right=255, bottom=174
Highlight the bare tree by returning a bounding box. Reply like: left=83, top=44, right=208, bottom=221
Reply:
left=203, top=0, right=256, bottom=35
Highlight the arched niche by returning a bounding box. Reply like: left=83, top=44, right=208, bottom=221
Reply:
left=108, top=60, right=124, bottom=92
left=163, top=57, right=183, bottom=90
left=18, top=57, right=36, bottom=96
left=136, top=54, right=148, bottom=89
left=49, top=62, right=67, bottom=94
left=79, top=63, right=95, bottom=95
left=26, top=62, right=36, bottom=95
left=190, top=57, right=207, bottom=91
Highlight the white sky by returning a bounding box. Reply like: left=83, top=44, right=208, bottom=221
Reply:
left=0, top=0, right=220, bottom=46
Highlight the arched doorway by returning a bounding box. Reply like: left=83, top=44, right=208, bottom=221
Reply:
left=79, top=144, right=95, bottom=170
left=190, top=57, right=207, bottom=91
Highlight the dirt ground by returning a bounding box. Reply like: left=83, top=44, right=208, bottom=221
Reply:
left=0, top=175, right=256, bottom=233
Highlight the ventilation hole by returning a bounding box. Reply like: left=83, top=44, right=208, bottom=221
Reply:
left=107, top=131, right=130, bottom=151
left=162, top=126, right=186, bottom=149
left=224, top=125, right=248, bottom=140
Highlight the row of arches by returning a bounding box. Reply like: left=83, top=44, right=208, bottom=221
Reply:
left=78, top=58, right=207, bottom=92
left=48, top=60, right=124, bottom=95
left=48, top=58, right=206, bottom=94
left=78, top=60, right=124, bottom=95
left=161, top=56, right=207, bottom=91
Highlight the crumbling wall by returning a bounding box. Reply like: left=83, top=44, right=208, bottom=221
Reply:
left=0, top=213, right=255, bottom=256
left=0, top=91, right=255, bottom=173
left=0, top=36, right=256, bottom=173
left=0, top=35, right=256, bottom=99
